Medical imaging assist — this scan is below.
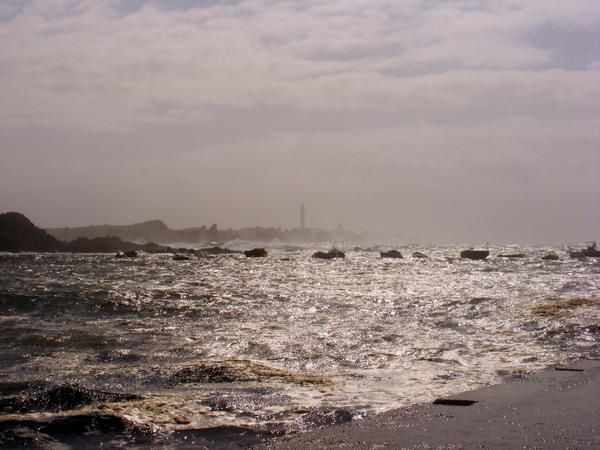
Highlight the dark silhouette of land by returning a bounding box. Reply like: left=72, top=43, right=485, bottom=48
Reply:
left=46, top=219, right=376, bottom=245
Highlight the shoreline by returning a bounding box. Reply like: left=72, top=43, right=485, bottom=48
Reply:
left=254, top=358, right=600, bottom=449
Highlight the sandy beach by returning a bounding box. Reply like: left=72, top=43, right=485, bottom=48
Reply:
left=257, top=359, right=600, bottom=449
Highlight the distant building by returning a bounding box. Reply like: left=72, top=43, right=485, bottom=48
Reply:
left=300, top=203, right=305, bottom=230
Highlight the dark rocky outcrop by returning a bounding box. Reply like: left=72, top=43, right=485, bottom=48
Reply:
left=244, top=248, right=268, bottom=257
left=498, top=253, right=526, bottom=258
left=173, top=254, right=191, bottom=261
left=312, top=248, right=345, bottom=259
left=412, top=251, right=428, bottom=258
left=380, top=250, right=403, bottom=259
left=569, top=243, right=600, bottom=258
left=460, top=250, right=489, bottom=260
left=0, top=212, right=65, bottom=252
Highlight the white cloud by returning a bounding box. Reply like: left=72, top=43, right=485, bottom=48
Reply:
left=1, top=0, right=599, bottom=130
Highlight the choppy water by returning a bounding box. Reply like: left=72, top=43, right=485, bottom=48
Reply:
left=0, top=245, right=599, bottom=442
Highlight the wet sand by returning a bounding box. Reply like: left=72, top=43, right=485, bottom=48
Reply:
left=259, top=359, right=600, bottom=449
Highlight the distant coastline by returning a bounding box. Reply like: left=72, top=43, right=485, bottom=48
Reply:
left=46, top=219, right=378, bottom=245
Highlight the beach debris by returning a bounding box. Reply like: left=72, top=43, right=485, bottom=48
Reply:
left=432, top=398, right=477, bottom=406
left=312, top=248, right=345, bottom=259
left=531, top=297, right=595, bottom=318
left=460, top=249, right=489, bottom=260
left=380, top=250, right=403, bottom=259
left=411, top=251, right=428, bottom=258
left=244, top=248, right=268, bottom=257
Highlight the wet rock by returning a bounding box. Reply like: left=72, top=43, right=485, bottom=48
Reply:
left=198, top=246, right=241, bottom=255
left=0, top=384, right=142, bottom=414
left=244, top=248, right=268, bottom=257
left=532, top=298, right=595, bottom=318
left=542, top=252, right=560, bottom=261
left=0, top=414, right=152, bottom=447
left=412, top=251, right=428, bottom=258
left=171, top=360, right=331, bottom=386
left=380, top=250, right=403, bottom=259
left=569, top=242, right=600, bottom=258
left=283, top=408, right=353, bottom=434
left=173, top=254, right=191, bottom=261
left=498, top=253, right=525, bottom=258
left=460, top=249, right=489, bottom=260
left=312, top=248, right=345, bottom=259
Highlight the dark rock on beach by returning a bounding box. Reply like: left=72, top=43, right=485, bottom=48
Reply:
left=245, top=248, right=268, bottom=257
left=0, top=413, right=152, bottom=448
left=380, top=250, right=403, bottom=259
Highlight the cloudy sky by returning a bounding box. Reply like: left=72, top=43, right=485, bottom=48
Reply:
left=0, top=0, right=599, bottom=243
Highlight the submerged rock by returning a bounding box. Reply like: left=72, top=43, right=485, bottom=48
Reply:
left=412, top=251, right=428, bottom=258
left=460, top=249, right=489, bottom=260
left=542, top=252, right=560, bottom=261
left=312, top=248, right=345, bottom=259
left=498, top=253, right=526, bottom=258
left=380, top=250, right=403, bottom=259
left=173, top=254, right=191, bottom=261
left=244, top=248, right=268, bottom=257
left=0, top=384, right=142, bottom=414
left=171, top=360, right=331, bottom=385
left=198, top=246, right=241, bottom=255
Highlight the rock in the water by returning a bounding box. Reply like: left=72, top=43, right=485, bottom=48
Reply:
left=542, top=252, right=560, bottom=261
left=0, top=384, right=142, bottom=414
left=244, top=248, right=268, bottom=257
left=498, top=253, right=525, bottom=258
left=460, top=249, right=489, bottom=260
left=569, top=243, right=600, bottom=258
left=116, top=250, right=138, bottom=258
left=173, top=254, right=191, bottom=261
left=198, top=246, right=241, bottom=255
left=412, top=251, right=428, bottom=258
left=380, top=250, right=403, bottom=259
left=312, top=248, right=345, bottom=259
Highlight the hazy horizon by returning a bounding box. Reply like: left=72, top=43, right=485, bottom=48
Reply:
left=1, top=0, right=599, bottom=244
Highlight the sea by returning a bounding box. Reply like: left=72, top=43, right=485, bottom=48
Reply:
left=0, top=244, right=599, bottom=447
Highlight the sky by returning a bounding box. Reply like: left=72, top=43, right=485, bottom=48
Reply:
left=0, top=0, right=599, bottom=243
